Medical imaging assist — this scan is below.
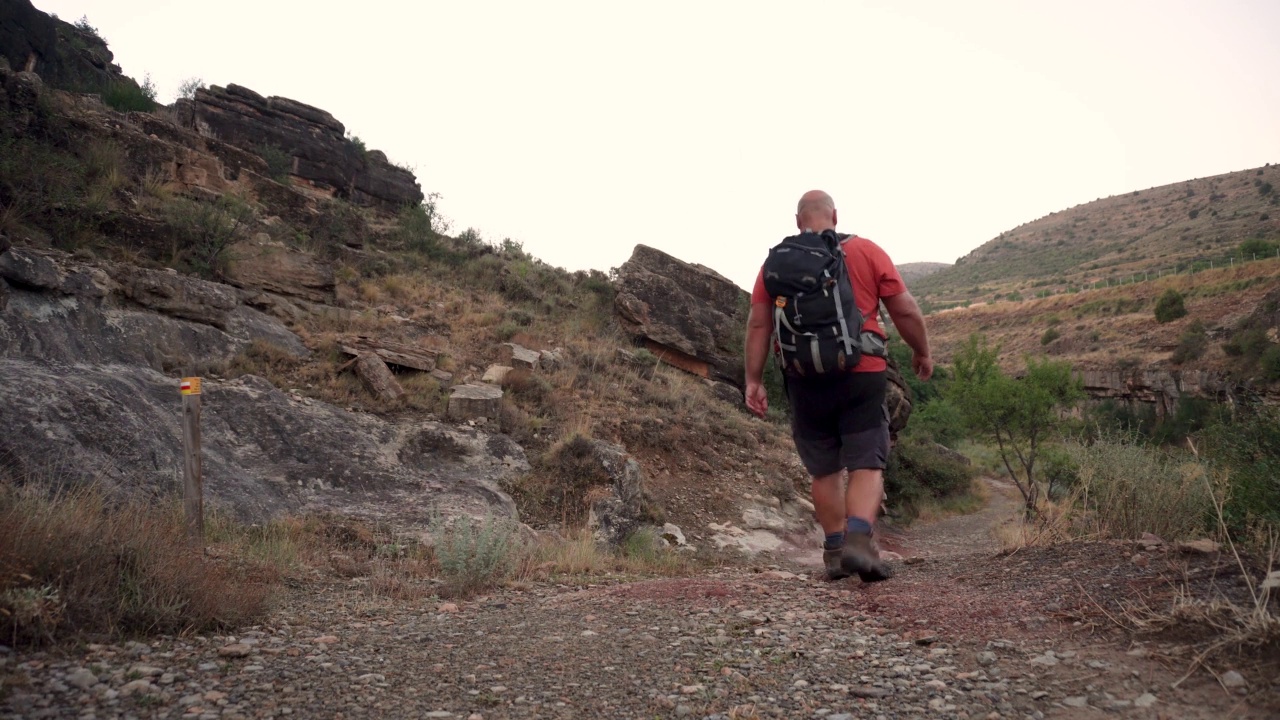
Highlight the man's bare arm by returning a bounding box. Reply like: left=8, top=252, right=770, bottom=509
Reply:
left=883, top=290, right=933, bottom=381
left=743, top=303, right=773, bottom=417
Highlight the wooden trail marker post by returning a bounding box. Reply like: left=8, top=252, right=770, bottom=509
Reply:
left=180, top=377, right=204, bottom=543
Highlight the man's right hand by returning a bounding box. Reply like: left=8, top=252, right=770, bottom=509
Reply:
left=913, top=354, right=934, bottom=381
left=745, top=381, right=768, bottom=418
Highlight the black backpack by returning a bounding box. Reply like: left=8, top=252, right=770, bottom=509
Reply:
left=762, top=230, right=865, bottom=377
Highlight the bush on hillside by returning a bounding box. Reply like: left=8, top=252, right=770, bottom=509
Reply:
left=884, top=437, right=976, bottom=523
left=1200, top=405, right=1280, bottom=534
left=0, top=482, right=272, bottom=646
left=1154, top=289, right=1188, bottom=323
left=1040, top=327, right=1060, bottom=346
left=102, top=76, right=157, bottom=113
left=1171, top=320, right=1208, bottom=364
left=1063, top=433, right=1211, bottom=541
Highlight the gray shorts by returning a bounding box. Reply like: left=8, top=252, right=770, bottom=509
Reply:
left=785, top=371, right=889, bottom=477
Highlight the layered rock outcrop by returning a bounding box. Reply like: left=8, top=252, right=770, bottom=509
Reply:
left=0, top=246, right=524, bottom=529
left=178, top=84, right=423, bottom=211
left=0, top=0, right=143, bottom=95
left=613, top=245, right=748, bottom=386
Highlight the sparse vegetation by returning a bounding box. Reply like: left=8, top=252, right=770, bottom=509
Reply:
left=1153, top=288, right=1188, bottom=323
left=429, top=512, right=519, bottom=599
left=1039, top=327, right=1060, bottom=346
left=0, top=481, right=273, bottom=647
left=177, top=77, right=205, bottom=100
left=948, top=334, right=1084, bottom=517
left=1171, top=320, right=1208, bottom=364
left=102, top=75, right=157, bottom=113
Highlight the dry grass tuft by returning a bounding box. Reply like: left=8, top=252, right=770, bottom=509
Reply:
left=0, top=482, right=274, bottom=647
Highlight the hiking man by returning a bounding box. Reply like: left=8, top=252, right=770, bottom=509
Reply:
left=744, top=190, right=933, bottom=582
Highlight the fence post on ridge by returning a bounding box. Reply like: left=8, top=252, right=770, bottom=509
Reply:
left=181, top=377, right=204, bottom=543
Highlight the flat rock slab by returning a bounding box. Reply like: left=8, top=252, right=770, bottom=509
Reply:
left=499, top=343, right=540, bottom=369
left=448, top=383, right=503, bottom=422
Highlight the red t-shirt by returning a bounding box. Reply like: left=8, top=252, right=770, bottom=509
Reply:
left=751, top=234, right=907, bottom=373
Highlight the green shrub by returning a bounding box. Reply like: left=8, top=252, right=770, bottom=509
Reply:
left=0, top=483, right=271, bottom=646
left=909, top=397, right=965, bottom=446
left=1201, top=406, right=1280, bottom=533
left=1223, top=327, right=1271, bottom=360
left=1040, top=327, right=1060, bottom=346
left=102, top=76, right=157, bottom=113
left=429, top=512, right=519, bottom=599
left=1262, top=345, right=1280, bottom=382
left=1238, top=237, right=1278, bottom=258
left=1063, top=434, right=1211, bottom=540
left=884, top=437, right=976, bottom=523
left=256, top=144, right=292, bottom=182
left=177, top=77, right=205, bottom=100
left=164, top=195, right=253, bottom=280
left=1154, top=289, right=1188, bottom=323
left=1171, top=320, right=1207, bottom=364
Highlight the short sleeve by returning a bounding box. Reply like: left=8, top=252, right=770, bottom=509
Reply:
left=867, top=242, right=907, bottom=299
left=750, top=267, right=770, bottom=304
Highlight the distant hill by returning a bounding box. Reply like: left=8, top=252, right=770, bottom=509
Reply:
left=914, top=164, right=1280, bottom=303
left=897, top=262, right=950, bottom=284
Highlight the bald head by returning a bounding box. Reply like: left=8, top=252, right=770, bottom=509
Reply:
left=796, top=190, right=837, bottom=232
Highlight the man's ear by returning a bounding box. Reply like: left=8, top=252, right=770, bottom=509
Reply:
left=795, top=214, right=802, bottom=231
left=832, top=208, right=839, bottom=227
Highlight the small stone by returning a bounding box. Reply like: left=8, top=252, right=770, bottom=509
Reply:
left=1064, top=696, right=1088, bottom=708
left=423, top=712, right=454, bottom=719
left=924, top=679, right=947, bottom=690
left=179, top=693, right=203, bottom=706
left=119, top=679, right=154, bottom=697
left=1028, top=654, right=1059, bottom=667
left=580, top=630, right=597, bottom=637
left=204, top=691, right=227, bottom=702
left=1178, top=538, right=1220, bottom=554
left=1221, top=670, right=1247, bottom=688
left=438, top=603, right=460, bottom=613
left=680, top=684, right=704, bottom=694
left=675, top=705, right=694, bottom=717
left=793, top=679, right=810, bottom=688
left=977, top=651, right=998, bottom=666
left=65, top=668, right=98, bottom=690
left=1133, top=693, right=1157, bottom=708
left=467, top=715, right=484, bottom=720
left=313, top=635, right=339, bottom=644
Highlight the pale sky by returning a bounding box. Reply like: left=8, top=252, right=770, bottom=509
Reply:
left=34, top=0, right=1280, bottom=289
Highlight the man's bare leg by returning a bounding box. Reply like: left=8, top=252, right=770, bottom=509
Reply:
left=810, top=471, right=846, bottom=534
left=841, top=468, right=893, bottom=581
left=846, top=468, right=883, bottom=528
left=811, top=471, right=850, bottom=580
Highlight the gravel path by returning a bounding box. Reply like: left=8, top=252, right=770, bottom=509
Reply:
left=3, top=482, right=1274, bottom=719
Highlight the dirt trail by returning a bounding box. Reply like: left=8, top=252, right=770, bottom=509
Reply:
left=3, top=484, right=1276, bottom=719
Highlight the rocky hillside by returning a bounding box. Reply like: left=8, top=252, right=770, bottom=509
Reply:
left=915, top=164, right=1280, bottom=303
left=897, top=261, right=950, bottom=285
left=0, top=1, right=845, bottom=555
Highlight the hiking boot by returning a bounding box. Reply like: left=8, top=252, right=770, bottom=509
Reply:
left=841, top=532, right=894, bottom=583
left=823, top=547, right=851, bottom=581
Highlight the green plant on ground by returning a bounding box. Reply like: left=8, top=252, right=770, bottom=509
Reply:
left=165, top=194, right=253, bottom=280
left=1171, top=320, right=1208, bottom=364
left=256, top=144, right=292, bottom=182
left=884, top=436, right=978, bottom=524
left=429, top=512, right=519, bottom=599
left=1063, top=433, right=1212, bottom=540
left=177, top=77, right=205, bottom=100
left=0, top=481, right=272, bottom=646
left=948, top=334, right=1085, bottom=518
left=102, top=75, right=157, bottom=113
left=1154, top=289, right=1188, bottom=323
left=1040, top=327, right=1060, bottom=346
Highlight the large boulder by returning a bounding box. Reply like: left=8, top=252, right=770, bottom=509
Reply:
left=613, top=245, right=748, bottom=387
left=0, top=0, right=143, bottom=96
left=180, top=84, right=423, bottom=211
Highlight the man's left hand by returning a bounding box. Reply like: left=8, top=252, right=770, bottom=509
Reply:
left=913, top=354, right=934, bottom=381
left=745, top=381, right=768, bottom=418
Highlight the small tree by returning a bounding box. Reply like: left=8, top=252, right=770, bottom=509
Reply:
left=949, top=334, right=1084, bottom=517
left=1154, top=289, right=1187, bottom=323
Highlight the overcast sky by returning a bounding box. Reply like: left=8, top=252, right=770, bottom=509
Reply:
left=34, top=0, right=1280, bottom=289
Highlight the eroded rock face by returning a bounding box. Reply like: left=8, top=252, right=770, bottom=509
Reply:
left=182, top=84, right=423, bottom=211
left=224, top=234, right=336, bottom=304
left=0, top=367, right=523, bottom=529
left=583, top=439, right=654, bottom=546
left=0, top=247, right=524, bottom=530
left=0, top=0, right=142, bottom=95
left=613, top=244, right=748, bottom=387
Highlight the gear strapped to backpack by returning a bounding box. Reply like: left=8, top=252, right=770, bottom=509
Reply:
left=762, top=229, right=885, bottom=377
